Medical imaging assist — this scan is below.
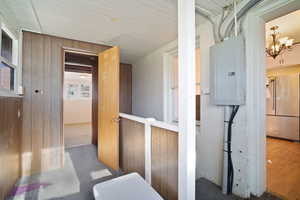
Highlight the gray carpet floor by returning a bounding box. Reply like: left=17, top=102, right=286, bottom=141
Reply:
left=51, top=145, right=121, bottom=200
left=10, top=145, right=121, bottom=200
left=64, top=123, right=92, bottom=148
left=11, top=145, right=281, bottom=200
left=49, top=145, right=120, bottom=200
left=196, top=179, right=281, bottom=200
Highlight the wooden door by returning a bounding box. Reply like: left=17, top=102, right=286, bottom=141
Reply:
left=98, top=47, right=120, bottom=170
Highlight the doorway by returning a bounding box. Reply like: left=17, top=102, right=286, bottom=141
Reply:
left=264, top=9, right=300, bottom=199
left=63, top=51, right=98, bottom=148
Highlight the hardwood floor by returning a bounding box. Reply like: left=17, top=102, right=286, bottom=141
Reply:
left=267, top=137, right=300, bottom=200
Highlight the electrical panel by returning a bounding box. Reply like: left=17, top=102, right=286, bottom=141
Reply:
left=210, top=35, right=246, bottom=106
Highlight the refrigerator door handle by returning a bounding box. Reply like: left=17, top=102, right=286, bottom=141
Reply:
left=273, top=80, right=276, bottom=111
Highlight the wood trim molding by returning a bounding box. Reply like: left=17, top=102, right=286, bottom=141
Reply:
left=119, top=112, right=178, bottom=186
left=177, top=1, right=196, bottom=200
left=243, top=0, right=300, bottom=197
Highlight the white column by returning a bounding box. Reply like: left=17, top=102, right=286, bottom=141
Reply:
left=245, top=14, right=266, bottom=197
left=178, top=1, right=196, bottom=200
left=144, top=118, right=155, bottom=184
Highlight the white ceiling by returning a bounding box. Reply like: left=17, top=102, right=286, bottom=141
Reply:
left=3, top=0, right=232, bottom=63
left=195, top=0, right=235, bottom=15
left=266, top=9, right=300, bottom=46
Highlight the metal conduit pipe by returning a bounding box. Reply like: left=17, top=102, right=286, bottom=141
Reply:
left=224, top=0, right=264, bottom=37
left=195, top=0, right=264, bottom=41
left=195, top=5, right=221, bottom=43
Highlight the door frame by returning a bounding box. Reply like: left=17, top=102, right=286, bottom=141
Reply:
left=61, top=48, right=98, bottom=152
left=244, top=0, right=300, bottom=196
left=163, top=37, right=200, bottom=124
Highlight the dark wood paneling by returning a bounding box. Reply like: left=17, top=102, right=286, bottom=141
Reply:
left=22, top=31, right=133, bottom=175
left=42, top=35, right=52, bottom=170
left=22, top=31, right=110, bottom=175
left=196, top=95, right=200, bottom=121
left=65, top=65, right=92, bottom=73
left=30, top=33, right=44, bottom=174
left=21, top=32, right=32, bottom=176
left=119, top=118, right=145, bottom=177
left=151, top=126, right=178, bottom=200
left=92, top=58, right=99, bottom=145
left=0, top=97, right=22, bottom=199
left=65, top=52, right=96, bottom=66
left=120, top=64, right=132, bottom=114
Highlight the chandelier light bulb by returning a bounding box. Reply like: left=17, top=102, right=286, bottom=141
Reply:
left=278, top=37, right=288, bottom=44
left=266, top=26, right=295, bottom=59
left=286, top=39, right=294, bottom=47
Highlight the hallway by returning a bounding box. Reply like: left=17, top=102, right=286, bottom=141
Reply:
left=64, top=123, right=92, bottom=148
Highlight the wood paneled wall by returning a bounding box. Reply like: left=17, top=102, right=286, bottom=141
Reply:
left=22, top=31, right=133, bottom=176
left=119, top=118, right=145, bottom=177
left=151, top=126, right=178, bottom=200
left=0, top=97, right=22, bottom=199
left=22, top=31, right=110, bottom=176
left=120, top=64, right=132, bottom=114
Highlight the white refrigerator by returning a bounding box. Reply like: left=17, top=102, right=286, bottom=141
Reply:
left=266, top=74, right=300, bottom=141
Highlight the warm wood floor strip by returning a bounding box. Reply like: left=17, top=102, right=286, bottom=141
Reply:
left=267, top=138, right=300, bottom=200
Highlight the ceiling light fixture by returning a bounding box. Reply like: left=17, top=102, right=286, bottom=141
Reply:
left=266, top=26, right=294, bottom=59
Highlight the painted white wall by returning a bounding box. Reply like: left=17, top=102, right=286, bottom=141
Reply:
left=197, top=21, right=225, bottom=186
left=132, top=39, right=178, bottom=121
left=132, top=22, right=226, bottom=185
left=64, top=99, right=92, bottom=124
left=63, top=74, right=92, bottom=124
left=118, top=1, right=300, bottom=198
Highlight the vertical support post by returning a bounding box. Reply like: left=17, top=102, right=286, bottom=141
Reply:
left=245, top=14, right=266, bottom=197
left=145, top=118, right=155, bottom=184
left=178, top=0, right=196, bottom=200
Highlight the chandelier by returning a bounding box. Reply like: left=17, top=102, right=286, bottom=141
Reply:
left=266, top=26, right=294, bottom=59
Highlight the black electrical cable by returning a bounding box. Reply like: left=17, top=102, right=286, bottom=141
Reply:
left=227, top=105, right=240, bottom=194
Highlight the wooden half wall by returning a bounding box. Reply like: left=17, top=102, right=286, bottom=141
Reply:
left=0, top=97, right=22, bottom=199
left=151, top=126, right=178, bottom=200
left=22, top=31, right=132, bottom=176
left=119, top=114, right=178, bottom=200
left=119, top=117, right=145, bottom=177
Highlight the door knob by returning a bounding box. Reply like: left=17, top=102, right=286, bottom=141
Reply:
left=112, top=117, right=120, bottom=123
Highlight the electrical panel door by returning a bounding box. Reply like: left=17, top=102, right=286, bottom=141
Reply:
left=210, top=36, right=246, bottom=105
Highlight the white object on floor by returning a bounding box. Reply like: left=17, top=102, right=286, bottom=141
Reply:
left=91, top=169, right=112, bottom=180
left=93, top=173, right=163, bottom=200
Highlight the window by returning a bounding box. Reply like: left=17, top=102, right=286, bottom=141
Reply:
left=0, top=62, right=14, bottom=91
left=169, top=48, right=201, bottom=123
left=0, top=24, right=18, bottom=94
left=1, top=30, right=13, bottom=62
